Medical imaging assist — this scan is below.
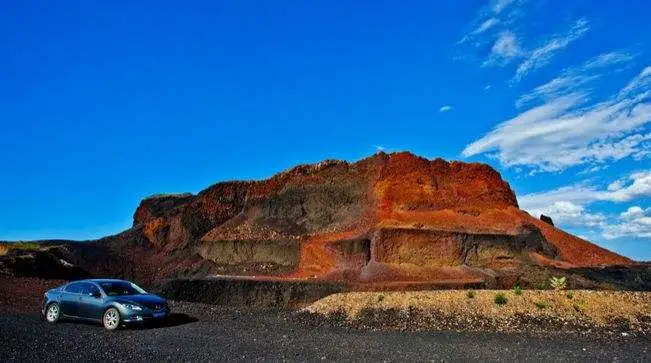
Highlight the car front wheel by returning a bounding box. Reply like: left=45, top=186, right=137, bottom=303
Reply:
left=45, top=303, right=60, bottom=323
left=103, top=308, right=121, bottom=330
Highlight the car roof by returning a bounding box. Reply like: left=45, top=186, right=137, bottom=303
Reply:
left=68, top=279, right=131, bottom=284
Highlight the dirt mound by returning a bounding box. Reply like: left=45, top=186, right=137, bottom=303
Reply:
left=1, top=152, right=639, bottom=290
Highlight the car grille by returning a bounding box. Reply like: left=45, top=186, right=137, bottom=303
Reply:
left=142, top=302, right=167, bottom=311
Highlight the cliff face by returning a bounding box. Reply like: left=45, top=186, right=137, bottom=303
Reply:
left=116, top=152, right=631, bottom=287
left=2, top=152, right=636, bottom=288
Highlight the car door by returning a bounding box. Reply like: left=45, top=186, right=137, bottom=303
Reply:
left=77, top=283, right=105, bottom=320
left=60, top=282, right=83, bottom=317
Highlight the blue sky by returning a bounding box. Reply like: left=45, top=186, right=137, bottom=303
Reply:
left=1, top=1, right=649, bottom=260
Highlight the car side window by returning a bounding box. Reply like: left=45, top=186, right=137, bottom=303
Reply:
left=85, top=283, right=101, bottom=296
left=64, top=282, right=83, bottom=294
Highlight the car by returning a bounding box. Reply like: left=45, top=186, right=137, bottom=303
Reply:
left=42, top=279, right=170, bottom=330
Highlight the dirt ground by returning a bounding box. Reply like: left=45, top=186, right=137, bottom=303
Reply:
left=304, top=290, right=651, bottom=334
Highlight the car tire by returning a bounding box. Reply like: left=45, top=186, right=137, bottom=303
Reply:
left=102, top=307, right=121, bottom=330
left=45, top=303, right=61, bottom=323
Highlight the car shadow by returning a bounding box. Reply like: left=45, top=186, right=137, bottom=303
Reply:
left=126, top=313, right=198, bottom=330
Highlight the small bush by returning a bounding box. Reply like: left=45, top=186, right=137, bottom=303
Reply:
left=467, top=290, right=476, bottom=299
left=573, top=302, right=586, bottom=313
left=513, top=285, right=523, bottom=296
left=566, top=291, right=574, bottom=299
left=377, top=294, right=385, bottom=302
left=535, top=300, right=548, bottom=310
left=549, top=276, right=567, bottom=290
left=494, top=293, right=508, bottom=306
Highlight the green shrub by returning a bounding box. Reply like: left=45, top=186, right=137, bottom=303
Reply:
left=377, top=294, right=385, bottom=302
left=534, top=300, right=548, bottom=310
left=494, top=293, right=508, bottom=306
left=549, top=276, right=567, bottom=291
left=573, top=302, right=586, bottom=313
left=467, top=289, right=476, bottom=299
left=513, top=285, right=523, bottom=296
left=566, top=291, right=574, bottom=299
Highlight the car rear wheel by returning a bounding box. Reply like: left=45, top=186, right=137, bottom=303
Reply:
left=103, top=308, right=121, bottom=330
left=45, top=303, right=60, bottom=323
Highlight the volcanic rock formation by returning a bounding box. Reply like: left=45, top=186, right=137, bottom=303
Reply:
left=1, top=152, right=643, bottom=290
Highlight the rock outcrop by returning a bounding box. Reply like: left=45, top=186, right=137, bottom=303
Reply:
left=540, top=214, right=554, bottom=226
left=1, top=152, right=640, bottom=290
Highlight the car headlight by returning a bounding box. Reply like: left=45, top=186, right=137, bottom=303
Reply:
left=121, top=303, right=143, bottom=311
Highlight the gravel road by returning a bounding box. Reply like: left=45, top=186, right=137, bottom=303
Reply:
left=1, top=301, right=648, bottom=362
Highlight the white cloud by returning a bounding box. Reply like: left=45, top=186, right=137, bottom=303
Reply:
left=463, top=66, right=651, bottom=172
left=484, top=31, right=522, bottom=66
left=484, top=85, right=493, bottom=91
left=621, top=66, right=651, bottom=95
left=492, top=0, right=515, bottom=14
left=620, top=206, right=649, bottom=220
left=516, top=74, right=598, bottom=108
left=439, top=105, right=453, bottom=112
left=519, top=170, right=651, bottom=207
left=526, top=201, right=606, bottom=228
left=584, top=51, right=635, bottom=70
left=516, top=51, right=639, bottom=108
left=602, top=206, right=651, bottom=239
left=474, top=18, right=500, bottom=35
left=374, top=145, right=385, bottom=152
left=457, top=0, right=524, bottom=46
left=514, top=18, right=590, bottom=80
left=519, top=172, right=651, bottom=239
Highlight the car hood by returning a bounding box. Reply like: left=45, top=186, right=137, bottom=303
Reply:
left=113, top=294, right=166, bottom=307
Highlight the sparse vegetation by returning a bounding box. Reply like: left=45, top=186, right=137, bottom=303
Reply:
left=566, top=291, right=574, bottom=299
left=573, top=301, right=586, bottom=314
left=513, top=285, right=522, bottom=296
left=377, top=294, right=385, bottom=302
left=1, top=242, right=42, bottom=251
left=534, top=300, right=548, bottom=310
left=549, top=276, right=567, bottom=291
left=494, top=293, right=507, bottom=306
left=304, top=290, right=651, bottom=333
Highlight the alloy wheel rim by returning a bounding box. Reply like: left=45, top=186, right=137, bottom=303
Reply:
left=46, top=305, right=58, bottom=322
left=104, top=310, right=118, bottom=328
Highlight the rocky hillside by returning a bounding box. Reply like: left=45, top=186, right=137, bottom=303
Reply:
left=1, top=152, right=645, bottom=289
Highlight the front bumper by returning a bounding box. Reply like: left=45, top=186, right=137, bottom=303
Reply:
left=121, top=309, right=170, bottom=323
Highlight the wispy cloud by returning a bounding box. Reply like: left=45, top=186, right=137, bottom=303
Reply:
left=474, top=18, right=500, bottom=35
left=484, top=31, right=522, bottom=66
left=439, top=105, right=453, bottom=112
left=457, top=2, right=590, bottom=81
left=462, top=65, right=651, bottom=173
left=584, top=51, right=635, bottom=70
left=515, top=50, right=637, bottom=108
left=513, top=18, right=591, bottom=81
left=491, top=0, right=516, bottom=14
left=457, top=0, right=524, bottom=46
left=519, top=171, right=651, bottom=239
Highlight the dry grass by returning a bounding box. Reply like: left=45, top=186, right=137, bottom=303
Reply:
left=304, top=290, right=651, bottom=332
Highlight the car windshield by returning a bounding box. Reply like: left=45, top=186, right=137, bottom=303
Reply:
left=98, top=281, right=146, bottom=296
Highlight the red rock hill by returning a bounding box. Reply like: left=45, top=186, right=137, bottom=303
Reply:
left=121, top=152, right=631, bottom=287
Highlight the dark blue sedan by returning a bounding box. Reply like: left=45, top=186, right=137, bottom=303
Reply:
left=42, top=279, right=170, bottom=330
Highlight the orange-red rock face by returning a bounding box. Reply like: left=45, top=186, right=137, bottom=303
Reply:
left=127, top=152, right=632, bottom=286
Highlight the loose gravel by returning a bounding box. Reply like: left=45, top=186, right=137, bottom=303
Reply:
left=0, top=301, right=649, bottom=362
